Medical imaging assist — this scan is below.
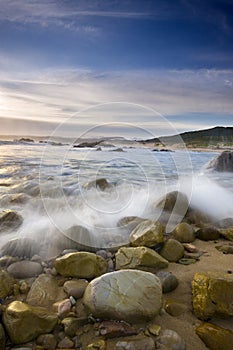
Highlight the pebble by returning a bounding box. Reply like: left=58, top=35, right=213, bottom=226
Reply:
left=7, top=261, right=43, bottom=279
left=63, top=279, right=89, bottom=299
left=156, top=271, right=179, bottom=293
left=157, top=329, right=186, bottom=350
left=57, top=337, right=74, bottom=349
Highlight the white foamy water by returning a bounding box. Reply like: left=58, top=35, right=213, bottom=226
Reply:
left=0, top=142, right=232, bottom=255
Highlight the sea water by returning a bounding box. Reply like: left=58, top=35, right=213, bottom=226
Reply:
left=0, top=142, right=232, bottom=254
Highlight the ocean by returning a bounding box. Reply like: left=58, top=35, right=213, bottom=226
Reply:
left=0, top=142, right=233, bottom=256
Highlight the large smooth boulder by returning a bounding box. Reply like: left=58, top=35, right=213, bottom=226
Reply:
left=0, top=210, right=23, bottom=232
left=3, top=301, right=57, bottom=344
left=0, top=270, right=16, bottom=299
left=115, top=246, right=168, bottom=271
left=54, top=252, right=107, bottom=279
left=129, top=220, right=164, bottom=247
left=196, top=323, right=233, bottom=350
left=192, top=272, right=233, bottom=320
left=26, top=274, right=67, bottom=308
left=7, top=260, right=42, bottom=279
left=207, top=151, right=233, bottom=172
left=83, top=269, right=162, bottom=322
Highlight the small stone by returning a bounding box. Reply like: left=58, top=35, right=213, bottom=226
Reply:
left=196, top=322, right=233, bottom=350
left=196, top=227, right=220, bottom=241
left=164, top=300, right=188, bottom=316
left=116, top=336, right=155, bottom=350
left=0, top=323, right=6, bottom=350
left=63, top=279, right=88, bottom=299
left=178, top=258, right=197, bottom=265
left=37, top=334, right=57, bottom=350
left=156, top=271, right=179, bottom=293
left=61, top=317, right=82, bottom=337
left=157, top=329, right=186, bottom=350
left=85, top=339, right=106, bottom=350
left=54, top=298, right=72, bottom=319
left=57, top=336, right=74, bottom=349
left=173, top=223, right=195, bottom=243
left=129, top=220, right=164, bottom=248
left=7, top=261, right=43, bottom=279
left=148, top=324, right=161, bottom=336
left=215, top=243, right=233, bottom=254
left=160, top=239, right=184, bottom=262
left=98, top=320, right=137, bottom=338
left=69, top=296, right=76, bottom=306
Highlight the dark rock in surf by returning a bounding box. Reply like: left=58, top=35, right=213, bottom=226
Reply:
left=196, top=227, right=220, bottom=241
left=0, top=210, right=23, bottom=232
left=207, top=151, right=233, bottom=172
left=156, top=191, right=189, bottom=217
left=83, top=178, right=112, bottom=191
left=0, top=238, right=39, bottom=258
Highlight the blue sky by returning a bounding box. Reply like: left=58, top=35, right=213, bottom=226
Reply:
left=0, top=0, right=232, bottom=137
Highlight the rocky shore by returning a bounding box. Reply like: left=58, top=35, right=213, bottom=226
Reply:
left=0, top=188, right=233, bottom=350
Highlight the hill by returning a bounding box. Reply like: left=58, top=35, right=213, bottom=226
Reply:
left=139, top=126, right=233, bottom=148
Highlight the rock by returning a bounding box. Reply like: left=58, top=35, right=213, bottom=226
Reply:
left=54, top=252, right=107, bottom=279
left=156, top=191, right=189, bottom=216
left=0, top=270, right=16, bottom=298
left=185, top=209, right=211, bottom=227
left=173, top=223, right=195, bottom=243
left=26, top=274, right=67, bottom=308
left=115, top=246, right=168, bottom=271
left=111, top=147, right=124, bottom=152
left=160, top=238, right=184, bottom=262
left=196, top=322, right=233, bottom=350
left=36, top=334, right=57, bottom=350
left=196, top=227, right=220, bottom=241
left=157, top=329, right=186, bottom=350
left=129, top=220, right=164, bottom=247
left=3, top=301, right=57, bottom=344
left=207, top=151, right=233, bottom=172
left=55, top=225, right=96, bottom=252
left=156, top=271, right=179, bottom=293
left=63, top=279, right=88, bottom=299
left=0, top=323, right=6, bottom=350
left=83, top=178, right=112, bottom=190
left=164, top=300, right=188, bottom=316
left=0, top=209, right=23, bottom=232
left=9, top=193, right=30, bottom=204
left=0, top=255, right=20, bottom=267
left=85, top=340, right=106, bottom=350
left=214, top=217, right=233, bottom=229
left=0, top=238, right=39, bottom=258
left=57, top=336, right=74, bottom=349
left=83, top=269, right=162, bottom=323
left=183, top=243, right=199, bottom=253
left=98, top=320, right=137, bottom=338
left=61, top=317, right=84, bottom=337
left=192, top=271, right=233, bottom=320
left=117, top=216, right=145, bottom=231
left=115, top=336, right=155, bottom=350
left=7, top=261, right=42, bottom=279
left=215, top=243, right=233, bottom=254
left=53, top=299, right=72, bottom=319
left=219, top=226, right=233, bottom=241
left=147, top=323, right=161, bottom=336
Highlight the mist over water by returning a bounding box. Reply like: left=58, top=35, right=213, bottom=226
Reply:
left=0, top=143, right=232, bottom=256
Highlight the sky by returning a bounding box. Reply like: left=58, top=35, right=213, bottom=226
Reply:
left=0, top=0, right=233, bottom=138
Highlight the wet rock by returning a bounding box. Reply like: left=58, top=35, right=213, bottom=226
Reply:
left=53, top=299, right=72, bottom=319
left=83, top=269, right=162, bottom=323
left=192, top=271, right=233, bottom=320
left=164, top=300, right=188, bottom=316
left=54, top=252, right=107, bottom=279
left=196, top=322, right=233, bottom=350
left=0, top=238, right=39, bottom=258
left=37, top=334, right=57, bottom=350
left=61, top=317, right=83, bottom=337
left=0, top=209, right=23, bottom=232
left=129, top=220, right=164, bottom=247
left=173, top=223, right=195, bottom=243
left=196, top=227, right=220, bottom=241
left=115, top=246, right=168, bottom=271
left=147, top=323, right=161, bottom=336
left=9, top=193, right=30, bottom=204
left=3, top=301, right=58, bottom=344
left=57, top=336, right=74, bottom=349
left=117, top=216, right=145, bottom=231
left=83, top=178, right=112, bottom=190
left=85, top=340, right=106, bottom=350
left=156, top=329, right=186, bottom=350
left=185, top=209, right=211, bottom=228
left=160, top=238, right=184, bottom=262
left=0, top=323, right=6, bottom=350
left=26, top=274, right=67, bottom=308
left=156, top=271, right=179, bottom=293
left=207, top=151, right=233, bottom=172
left=156, top=191, right=189, bottom=216
left=63, top=279, right=88, bottom=299
left=98, top=320, right=137, bottom=338
left=115, top=336, right=155, bottom=350
left=7, top=261, right=42, bottom=279
left=0, top=269, right=16, bottom=298
left=219, top=226, right=233, bottom=241
left=55, top=225, right=96, bottom=252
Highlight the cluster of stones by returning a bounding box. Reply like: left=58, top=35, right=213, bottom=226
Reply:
left=0, top=189, right=233, bottom=350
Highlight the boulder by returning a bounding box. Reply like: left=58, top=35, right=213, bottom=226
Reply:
left=207, top=151, right=233, bottom=172
left=26, top=274, right=67, bottom=308
left=0, top=238, right=39, bottom=258
left=54, top=252, right=107, bottom=279
left=196, top=322, right=233, bottom=350
left=3, top=301, right=57, bottom=344
left=117, top=216, right=145, bottom=231
left=0, top=323, right=6, bottom=350
left=115, top=246, right=168, bottom=271
left=129, top=220, right=164, bottom=247
left=156, top=329, right=186, bottom=350
left=83, top=178, right=112, bottom=191
left=192, top=272, right=233, bottom=320
left=7, top=261, right=42, bottom=279
left=196, top=227, right=220, bottom=241
left=0, top=209, right=23, bottom=232
left=0, top=270, right=16, bottom=299
left=156, top=191, right=189, bottom=216
left=160, top=238, right=184, bottom=262
left=173, top=222, right=195, bottom=243
left=185, top=209, right=212, bottom=228
left=83, top=269, right=162, bottom=323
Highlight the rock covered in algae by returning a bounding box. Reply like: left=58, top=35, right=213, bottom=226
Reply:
left=54, top=251, right=107, bottom=279
left=83, top=269, right=162, bottom=323
left=192, top=271, right=233, bottom=320
left=115, top=246, right=168, bottom=271
left=129, top=219, right=164, bottom=247
left=196, top=322, right=233, bottom=350
left=3, top=301, right=57, bottom=344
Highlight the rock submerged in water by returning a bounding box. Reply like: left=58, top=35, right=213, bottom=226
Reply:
left=0, top=238, right=39, bottom=258
left=207, top=151, right=233, bottom=172
left=83, top=269, right=162, bottom=323
left=3, top=301, right=58, bottom=344
left=192, top=271, right=233, bottom=320
left=156, top=191, right=189, bottom=216
left=196, top=322, right=233, bottom=350
left=129, top=219, right=164, bottom=247
left=0, top=209, right=23, bottom=232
